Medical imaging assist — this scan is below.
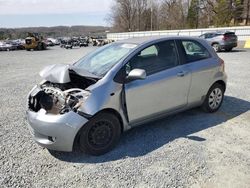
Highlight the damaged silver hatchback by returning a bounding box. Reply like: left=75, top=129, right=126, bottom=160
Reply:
left=27, top=36, right=227, bottom=155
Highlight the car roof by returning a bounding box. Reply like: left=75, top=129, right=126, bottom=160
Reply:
left=116, top=35, right=200, bottom=45
left=202, top=31, right=235, bottom=35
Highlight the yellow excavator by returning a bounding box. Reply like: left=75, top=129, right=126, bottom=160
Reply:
left=24, top=33, right=47, bottom=51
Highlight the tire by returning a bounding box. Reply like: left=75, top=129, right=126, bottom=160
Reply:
left=212, top=43, right=221, bottom=52
left=225, top=47, right=233, bottom=52
left=79, top=112, right=121, bottom=156
left=42, top=43, right=46, bottom=50
left=36, top=43, right=42, bottom=50
left=202, top=83, right=225, bottom=113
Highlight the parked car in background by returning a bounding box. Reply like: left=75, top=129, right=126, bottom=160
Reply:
left=26, top=36, right=227, bottom=155
left=79, top=39, right=89, bottom=47
left=47, top=38, right=60, bottom=45
left=45, top=39, right=54, bottom=47
left=199, top=31, right=238, bottom=52
left=10, top=40, right=25, bottom=50
left=0, top=41, right=15, bottom=51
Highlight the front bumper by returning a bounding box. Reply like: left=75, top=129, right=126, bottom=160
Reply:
left=27, top=110, right=88, bottom=152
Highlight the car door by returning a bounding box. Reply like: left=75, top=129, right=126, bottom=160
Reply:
left=124, top=40, right=192, bottom=124
left=176, top=39, right=215, bottom=105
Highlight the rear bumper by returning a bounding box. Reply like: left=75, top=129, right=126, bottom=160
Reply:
left=26, top=110, right=88, bottom=152
left=220, top=42, right=237, bottom=49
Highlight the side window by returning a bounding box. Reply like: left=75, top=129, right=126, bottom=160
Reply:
left=181, top=40, right=211, bottom=63
left=127, top=40, right=179, bottom=76
left=140, top=45, right=158, bottom=57
left=210, top=33, right=216, bottom=38
left=199, top=34, right=205, bottom=39
left=206, top=33, right=213, bottom=39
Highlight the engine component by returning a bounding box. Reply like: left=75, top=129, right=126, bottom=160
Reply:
left=28, top=84, right=90, bottom=115
left=39, top=91, right=53, bottom=111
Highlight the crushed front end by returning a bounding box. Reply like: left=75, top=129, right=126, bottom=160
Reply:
left=26, top=65, right=97, bottom=152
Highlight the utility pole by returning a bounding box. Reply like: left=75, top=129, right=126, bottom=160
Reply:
left=150, top=0, right=153, bottom=31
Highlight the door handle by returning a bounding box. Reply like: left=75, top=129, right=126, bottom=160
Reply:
left=177, top=71, right=187, bottom=77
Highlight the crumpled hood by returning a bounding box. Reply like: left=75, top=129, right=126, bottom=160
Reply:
left=39, top=64, right=70, bottom=83
left=39, top=64, right=100, bottom=84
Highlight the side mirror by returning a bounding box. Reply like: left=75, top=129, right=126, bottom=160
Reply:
left=126, top=69, right=146, bottom=82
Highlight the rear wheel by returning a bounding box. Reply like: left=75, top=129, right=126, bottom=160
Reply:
left=79, top=112, right=121, bottom=155
left=225, top=47, right=233, bottom=52
left=202, top=83, right=225, bottom=113
left=212, top=43, right=221, bottom=52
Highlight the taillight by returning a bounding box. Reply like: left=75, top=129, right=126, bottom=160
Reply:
left=219, top=58, right=225, bottom=72
left=223, top=35, right=229, bottom=40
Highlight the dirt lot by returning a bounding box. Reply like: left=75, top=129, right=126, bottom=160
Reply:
left=0, top=46, right=250, bottom=188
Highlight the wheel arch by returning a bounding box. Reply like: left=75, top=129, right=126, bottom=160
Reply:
left=96, top=108, right=124, bottom=133
left=213, top=80, right=226, bottom=92
left=73, top=108, right=124, bottom=150
left=211, top=42, right=219, bottom=46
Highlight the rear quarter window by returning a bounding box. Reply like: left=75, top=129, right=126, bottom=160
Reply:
left=181, top=40, right=211, bottom=63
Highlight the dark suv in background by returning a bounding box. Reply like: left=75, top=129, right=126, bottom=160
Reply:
left=199, top=31, right=238, bottom=52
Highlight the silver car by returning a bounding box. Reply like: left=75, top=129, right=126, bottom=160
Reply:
left=26, top=36, right=227, bottom=155
left=199, top=31, right=238, bottom=52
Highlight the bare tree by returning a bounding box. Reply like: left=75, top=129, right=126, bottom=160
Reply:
left=107, top=0, right=137, bottom=32
left=135, top=0, right=148, bottom=31
left=159, top=0, right=187, bottom=29
left=106, top=0, right=247, bottom=32
left=244, top=0, right=250, bottom=25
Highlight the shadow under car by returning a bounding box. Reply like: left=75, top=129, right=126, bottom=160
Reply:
left=49, top=95, right=250, bottom=163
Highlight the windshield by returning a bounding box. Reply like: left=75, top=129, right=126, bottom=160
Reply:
left=74, top=43, right=137, bottom=77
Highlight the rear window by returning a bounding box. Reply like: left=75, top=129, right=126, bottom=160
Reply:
left=224, top=32, right=237, bottom=38
left=181, top=40, right=211, bottom=63
left=224, top=32, right=235, bottom=36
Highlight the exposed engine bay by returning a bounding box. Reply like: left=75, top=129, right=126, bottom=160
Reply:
left=28, top=85, right=88, bottom=114
left=28, top=69, right=97, bottom=115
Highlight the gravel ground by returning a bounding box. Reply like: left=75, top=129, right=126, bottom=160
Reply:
left=0, top=46, right=250, bottom=188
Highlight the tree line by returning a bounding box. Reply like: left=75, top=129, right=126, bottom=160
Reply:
left=107, top=0, right=250, bottom=32
left=0, top=26, right=109, bottom=40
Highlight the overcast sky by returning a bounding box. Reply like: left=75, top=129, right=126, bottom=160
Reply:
left=0, top=0, right=113, bottom=28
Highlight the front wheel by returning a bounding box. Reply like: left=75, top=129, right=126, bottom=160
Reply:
left=37, top=43, right=42, bottom=50
left=202, top=83, right=225, bottom=113
left=42, top=43, right=46, bottom=50
left=79, top=112, right=121, bottom=155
